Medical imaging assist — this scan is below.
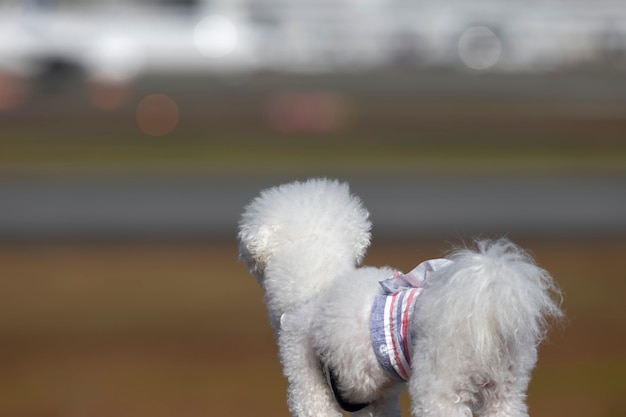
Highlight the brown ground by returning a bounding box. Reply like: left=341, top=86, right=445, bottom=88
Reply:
left=1, top=238, right=625, bottom=417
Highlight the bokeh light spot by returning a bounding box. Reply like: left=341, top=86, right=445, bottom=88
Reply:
left=458, top=26, right=502, bottom=70
left=0, top=71, right=28, bottom=112
left=266, top=91, right=353, bottom=134
left=136, top=94, right=180, bottom=137
left=194, top=15, right=238, bottom=58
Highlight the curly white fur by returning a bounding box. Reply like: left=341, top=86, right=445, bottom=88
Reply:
left=238, top=178, right=562, bottom=417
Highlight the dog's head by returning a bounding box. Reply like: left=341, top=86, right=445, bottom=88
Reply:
left=238, top=178, right=372, bottom=323
left=239, top=178, right=371, bottom=276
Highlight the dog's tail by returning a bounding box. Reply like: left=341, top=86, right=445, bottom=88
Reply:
left=415, top=239, right=562, bottom=367
left=238, top=178, right=371, bottom=328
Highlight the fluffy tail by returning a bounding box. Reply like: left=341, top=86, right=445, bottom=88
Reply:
left=416, top=239, right=562, bottom=365
left=238, top=178, right=372, bottom=329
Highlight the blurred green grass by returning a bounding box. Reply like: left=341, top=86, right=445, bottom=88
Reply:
left=1, top=131, right=626, bottom=176
left=0, top=238, right=624, bottom=417
left=2, top=78, right=626, bottom=176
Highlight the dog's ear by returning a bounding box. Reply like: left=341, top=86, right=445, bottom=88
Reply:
left=238, top=223, right=279, bottom=278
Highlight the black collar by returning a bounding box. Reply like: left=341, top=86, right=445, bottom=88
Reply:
left=322, top=363, right=371, bottom=413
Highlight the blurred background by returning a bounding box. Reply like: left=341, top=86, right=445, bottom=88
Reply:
left=1, top=0, right=625, bottom=416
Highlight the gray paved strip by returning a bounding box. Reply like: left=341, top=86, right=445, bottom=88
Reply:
left=0, top=174, right=624, bottom=239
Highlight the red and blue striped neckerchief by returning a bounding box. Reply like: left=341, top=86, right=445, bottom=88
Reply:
left=369, top=258, right=453, bottom=381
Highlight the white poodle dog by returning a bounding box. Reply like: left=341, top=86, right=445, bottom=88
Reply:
left=238, top=178, right=562, bottom=417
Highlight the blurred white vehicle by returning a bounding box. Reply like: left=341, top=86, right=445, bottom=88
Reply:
left=0, top=0, right=625, bottom=87
left=0, top=0, right=257, bottom=86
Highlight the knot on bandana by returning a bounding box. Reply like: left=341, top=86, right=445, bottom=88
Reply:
left=378, top=258, right=454, bottom=294
left=370, top=258, right=453, bottom=381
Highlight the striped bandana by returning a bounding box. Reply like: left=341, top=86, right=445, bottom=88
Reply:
left=369, top=258, right=453, bottom=381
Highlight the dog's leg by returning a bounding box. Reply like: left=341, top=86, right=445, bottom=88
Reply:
left=352, top=385, right=403, bottom=417
left=409, top=386, right=472, bottom=417
left=478, top=368, right=532, bottom=417
left=483, top=388, right=529, bottom=417
left=472, top=347, right=537, bottom=417
left=408, top=346, right=473, bottom=417
left=279, top=313, right=342, bottom=417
